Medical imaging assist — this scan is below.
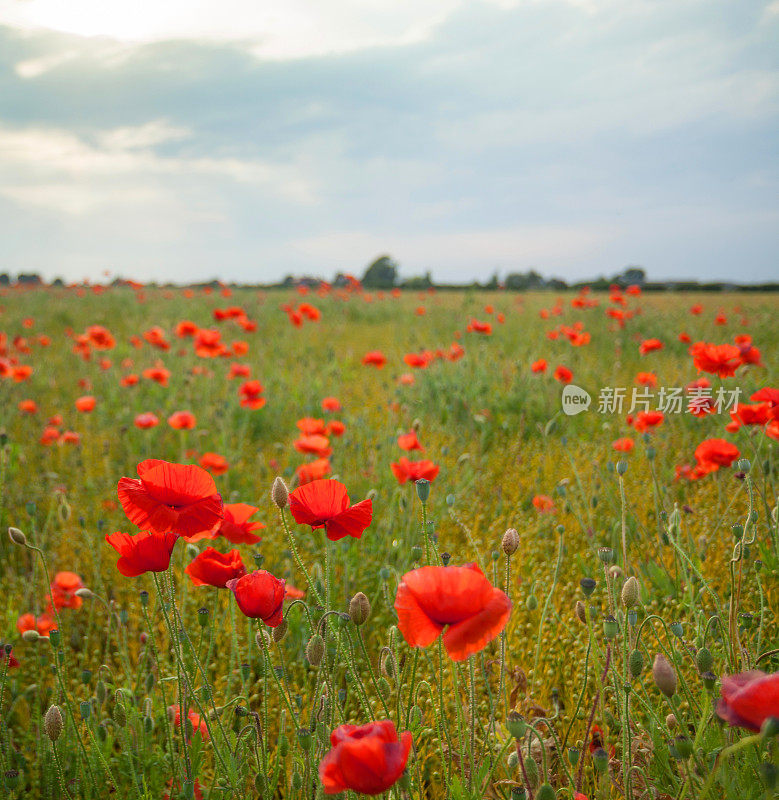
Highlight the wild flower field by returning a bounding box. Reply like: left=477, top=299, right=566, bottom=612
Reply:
left=0, top=282, right=777, bottom=800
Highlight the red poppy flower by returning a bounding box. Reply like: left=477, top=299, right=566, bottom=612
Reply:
left=199, top=452, right=229, bottom=476
left=319, top=720, right=413, bottom=796
left=17, top=612, right=56, bottom=636
left=690, top=342, right=741, bottom=378
left=297, top=417, right=327, bottom=436
left=398, top=373, right=415, bottom=386
left=121, top=373, right=139, bottom=387
left=75, top=395, right=96, bottom=413
left=164, top=778, right=204, bottom=800
left=238, top=380, right=266, bottom=409
left=612, top=437, right=634, bottom=452
left=168, top=411, right=197, bottom=430
left=716, top=671, right=779, bottom=732
left=531, top=359, right=547, bottom=373
left=394, top=563, right=511, bottom=661
left=362, top=351, right=388, bottom=368
left=199, top=502, right=265, bottom=545
left=326, top=420, right=345, bottom=437
left=553, top=365, right=573, bottom=384
left=117, top=459, right=223, bottom=538
left=678, top=332, right=691, bottom=344
left=226, top=570, right=285, bottom=626
left=397, top=431, right=424, bottom=452
left=48, top=571, right=85, bottom=610
left=639, top=339, right=663, bottom=355
left=404, top=352, right=432, bottom=369
left=228, top=362, right=251, bottom=379
left=86, top=325, right=115, bottom=350
left=2, top=650, right=19, bottom=669
left=285, top=584, right=306, bottom=600
left=532, top=494, right=556, bottom=513
left=171, top=707, right=210, bottom=741
left=294, top=434, right=332, bottom=457
left=322, top=396, right=341, bottom=412
left=296, top=458, right=333, bottom=485
left=18, top=399, right=37, bottom=414
left=134, top=412, right=159, bottom=429
left=175, top=320, right=200, bottom=338
left=288, top=479, right=373, bottom=541
left=142, top=366, right=171, bottom=386
left=467, top=318, right=492, bottom=335
left=105, top=530, right=179, bottom=576
left=185, top=547, right=246, bottom=588
left=390, top=457, right=440, bottom=484
left=694, top=438, right=739, bottom=474
left=635, top=372, right=657, bottom=387
left=633, top=410, right=664, bottom=432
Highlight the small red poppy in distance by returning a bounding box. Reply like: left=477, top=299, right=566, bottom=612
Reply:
left=612, top=437, right=635, bottom=452
left=134, top=412, right=159, bottom=429
left=397, top=431, right=424, bottom=452
left=394, top=563, right=511, bottom=661
left=362, top=351, right=387, bottom=368
left=199, top=452, right=229, bottom=476
left=48, top=571, right=85, bottom=610
left=294, top=434, right=333, bottom=458
left=288, top=479, right=373, bottom=541
left=296, top=458, right=332, bottom=485
left=532, top=494, right=556, bottom=513
left=639, top=338, right=663, bottom=355
left=75, top=395, right=97, bottom=412
left=226, top=570, right=285, bottom=626
left=553, top=365, right=573, bottom=384
left=185, top=547, right=246, bottom=588
left=105, top=530, right=179, bottom=576
left=17, top=612, right=56, bottom=637
left=531, top=359, right=547, bottom=373
left=168, top=410, right=197, bottom=429
left=321, top=396, right=341, bottom=412
left=633, top=410, right=664, bottom=432
left=319, top=720, right=413, bottom=796
left=390, top=457, right=439, bottom=484
left=117, top=459, right=223, bottom=538
left=716, top=671, right=779, bottom=732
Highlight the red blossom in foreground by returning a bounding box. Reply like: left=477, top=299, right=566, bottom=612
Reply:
left=118, top=459, right=223, bottom=538
left=716, top=671, right=779, bottom=732
left=195, top=502, right=266, bottom=545
left=693, top=438, right=740, bottom=476
left=690, top=342, right=741, bottom=378
left=185, top=547, right=246, bottom=588
left=394, top=564, right=511, bottom=661
left=288, top=479, right=373, bottom=541
left=105, top=530, right=179, bottom=577
left=320, top=720, right=413, bottom=796
left=226, top=570, right=285, bottom=626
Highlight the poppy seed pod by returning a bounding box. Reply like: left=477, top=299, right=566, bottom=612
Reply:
left=44, top=705, right=64, bottom=741
left=652, top=654, right=677, bottom=697
left=271, top=477, right=289, bottom=509
left=621, top=576, right=640, bottom=608
left=502, top=528, right=520, bottom=556
left=306, top=634, right=325, bottom=667
left=575, top=601, right=587, bottom=624
left=349, top=592, right=371, bottom=626
left=415, top=479, right=430, bottom=503
left=8, top=527, right=27, bottom=547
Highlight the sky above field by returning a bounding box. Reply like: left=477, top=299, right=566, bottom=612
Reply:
left=1, top=0, right=777, bottom=285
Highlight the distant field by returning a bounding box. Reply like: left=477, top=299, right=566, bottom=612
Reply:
left=0, top=284, right=776, bottom=799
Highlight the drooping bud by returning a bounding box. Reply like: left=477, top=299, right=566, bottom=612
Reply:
left=652, top=654, right=677, bottom=697
left=348, top=592, right=371, bottom=626
left=74, top=587, right=94, bottom=600
left=272, top=477, right=289, bottom=509
left=502, top=529, right=520, bottom=556
left=113, top=702, right=127, bottom=728
left=665, top=713, right=678, bottom=730
left=8, top=527, right=27, bottom=547
left=44, top=705, right=64, bottom=741
left=621, top=576, right=640, bottom=609
left=272, top=618, right=288, bottom=642
left=305, top=634, right=325, bottom=667
left=22, top=630, right=40, bottom=643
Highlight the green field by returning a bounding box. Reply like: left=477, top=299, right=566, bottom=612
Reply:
left=1, top=284, right=777, bottom=799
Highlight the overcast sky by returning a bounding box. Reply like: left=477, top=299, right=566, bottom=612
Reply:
left=1, top=0, right=777, bottom=284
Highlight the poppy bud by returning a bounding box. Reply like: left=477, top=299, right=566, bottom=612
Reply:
left=4, top=770, right=19, bottom=790
left=507, top=711, right=526, bottom=740
left=502, top=529, right=519, bottom=556
left=525, top=594, right=537, bottom=611
left=507, top=750, right=519, bottom=770
left=348, top=592, right=371, bottom=626
left=592, top=747, right=609, bottom=773
left=580, top=577, right=596, bottom=597
left=75, top=587, right=94, bottom=600
left=145, top=672, right=155, bottom=693
left=255, top=629, right=271, bottom=649
left=272, top=619, right=288, bottom=642
left=113, top=703, right=127, bottom=728
left=197, top=607, right=209, bottom=628
left=22, top=630, right=40, bottom=643
left=666, top=713, right=677, bottom=730
left=271, top=477, right=289, bottom=509
left=297, top=727, right=313, bottom=751
left=8, top=527, right=27, bottom=547
left=652, top=654, right=677, bottom=698
left=523, top=756, right=538, bottom=789
left=695, top=647, right=713, bottom=674
left=621, top=576, right=640, bottom=608
left=305, top=634, right=325, bottom=667
left=616, top=459, right=628, bottom=475
left=44, top=705, right=64, bottom=741
left=575, top=601, right=587, bottom=624
left=415, top=479, right=430, bottom=503
left=185, top=543, right=199, bottom=562
left=738, top=458, right=751, bottom=473
left=536, top=785, right=555, bottom=800
left=701, top=671, right=716, bottom=693
left=629, top=649, right=643, bottom=678
left=669, top=621, right=683, bottom=638
left=411, top=544, right=423, bottom=561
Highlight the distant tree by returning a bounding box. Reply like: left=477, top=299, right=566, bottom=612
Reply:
left=401, top=271, right=433, bottom=290
left=52, top=277, right=64, bottom=287
left=615, top=266, right=646, bottom=286
left=505, top=270, right=546, bottom=290
left=483, top=272, right=499, bottom=290
left=16, top=273, right=42, bottom=285
left=0, top=273, right=9, bottom=286
left=362, top=255, right=398, bottom=289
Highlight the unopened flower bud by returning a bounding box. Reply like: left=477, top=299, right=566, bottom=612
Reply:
left=22, top=630, right=40, bottom=643
left=665, top=713, right=678, bottom=730
left=8, top=527, right=27, bottom=547
left=113, top=702, right=127, bottom=728
left=502, top=528, right=519, bottom=555
left=629, top=649, right=644, bottom=678
left=695, top=647, right=713, bottom=674
left=348, top=592, right=371, bottom=626
left=652, top=654, right=677, bottom=698
left=592, top=747, right=609, bottom=773
left=272, top=618, right=288, bottom=642
left=272, top=477, right=289, bottom=509
left=74, top=587, right=94, bottom=600
left=305, top=634, right=325, bottom=667
left=575, top=601, right=587, bottom=625
left=44, top=705, right=64, bottom=741
left=621, top=576, right=640, bottom=609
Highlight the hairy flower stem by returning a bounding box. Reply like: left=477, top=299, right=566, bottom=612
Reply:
left=279, top=508, right=324, bottom=606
